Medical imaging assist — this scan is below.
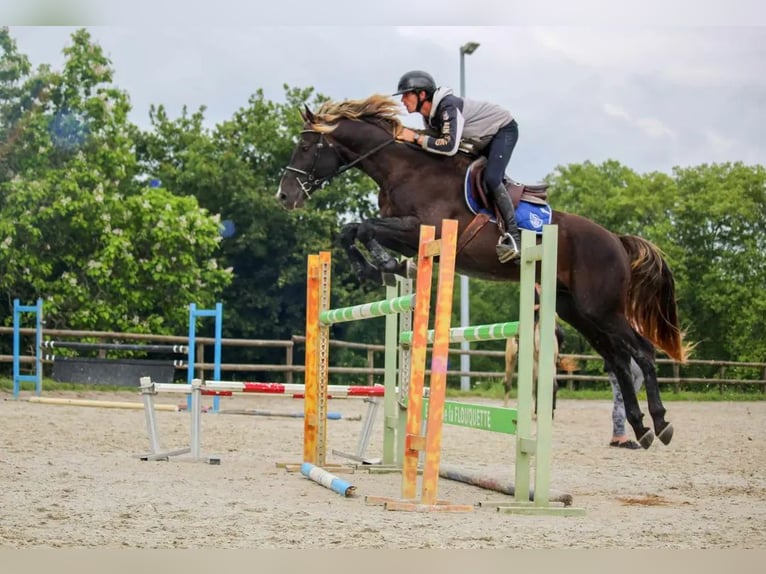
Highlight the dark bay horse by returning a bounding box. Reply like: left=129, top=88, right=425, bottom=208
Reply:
left=276, top=94, right=688, bottom=449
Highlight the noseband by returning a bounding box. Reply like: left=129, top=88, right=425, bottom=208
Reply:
left=283, top=128, right=395, bottom=198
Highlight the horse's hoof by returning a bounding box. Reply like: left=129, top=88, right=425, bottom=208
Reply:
left=638, top=430, right=655, bottom=449
left=381, top=272, right=397, bottom=287
left=657, top=423, right=674, bottom=445
left=404, top=259, right=417, bottom=279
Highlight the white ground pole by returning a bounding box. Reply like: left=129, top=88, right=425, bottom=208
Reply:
left=137, top=377, right=220, bottom=464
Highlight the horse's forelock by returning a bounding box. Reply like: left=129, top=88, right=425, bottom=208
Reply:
left=312, top=94, right=402, bottom=135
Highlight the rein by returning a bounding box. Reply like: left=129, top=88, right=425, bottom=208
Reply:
left=284, top=129, right=395, bottom=197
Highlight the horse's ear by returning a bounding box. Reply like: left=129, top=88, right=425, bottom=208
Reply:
left=303, top=104, right=316, bottom=123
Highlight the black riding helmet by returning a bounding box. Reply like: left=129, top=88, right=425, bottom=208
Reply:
left=393, top=70, right=436, bottom=96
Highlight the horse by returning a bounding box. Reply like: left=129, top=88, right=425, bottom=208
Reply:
left=276, top=94, right=688, bottom=449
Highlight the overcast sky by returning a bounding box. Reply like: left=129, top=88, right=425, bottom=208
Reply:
left=6, top=2, right=766, bottom=184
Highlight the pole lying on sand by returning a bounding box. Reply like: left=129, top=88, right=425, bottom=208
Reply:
left=26, top=396, right=180, bottom=412
left=218, top=409, right=346, bottom=420
left=438, top=464, right=574, bottom=507
left=300, top=462, right=356, bottom=497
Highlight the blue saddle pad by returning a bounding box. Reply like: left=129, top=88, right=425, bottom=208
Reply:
left=515, top=200, right=552, bottom=233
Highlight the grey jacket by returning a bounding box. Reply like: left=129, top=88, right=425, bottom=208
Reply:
left=419, top=87, right=513, bottom=155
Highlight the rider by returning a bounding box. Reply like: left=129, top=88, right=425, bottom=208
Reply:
left=393, top=70, right=521, bottom=262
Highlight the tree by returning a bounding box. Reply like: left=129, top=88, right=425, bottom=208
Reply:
left=134, top=85, right=385, bottom=377
left=670, top=162, right=766, bottom=364
left=548, top=159, right=677, bottom=238
left=0, top=27, right=51, bottom=185
left=0, top=28, right=231, bottom=336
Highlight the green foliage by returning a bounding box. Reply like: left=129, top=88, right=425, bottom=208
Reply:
left=0, top=28, right=231, bottom=338
left=669, top=163, right=766, bottom=363
left=549, top=159, right=677, bottom=237
left=133, top=82, right=383, bottom=376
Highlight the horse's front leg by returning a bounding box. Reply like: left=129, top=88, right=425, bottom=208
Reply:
left=356, top=216, right=421, bottom=284
left=338, top=223, right=383, bottom=284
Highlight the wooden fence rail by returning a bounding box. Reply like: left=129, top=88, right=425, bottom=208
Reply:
left=2, top=327, right=764, bottom=392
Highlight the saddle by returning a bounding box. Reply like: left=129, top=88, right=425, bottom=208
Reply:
left=456, top=157, right=552, bottom=254
left=467, top=157, right=549, bottom=209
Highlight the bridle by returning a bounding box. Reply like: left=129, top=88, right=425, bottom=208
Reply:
left=283, top=128, right=395, bottom=198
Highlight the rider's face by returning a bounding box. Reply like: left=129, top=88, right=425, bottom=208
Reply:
left=400, top=91, right=419, bottom=113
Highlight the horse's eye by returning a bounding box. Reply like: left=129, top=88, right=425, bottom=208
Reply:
left=301, top=144, right=310, bottom=152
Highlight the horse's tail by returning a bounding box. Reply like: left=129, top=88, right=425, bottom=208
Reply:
left=619, top=235, right=691, bottom=363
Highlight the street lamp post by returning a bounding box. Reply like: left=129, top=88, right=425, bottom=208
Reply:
left=458, top=41, right=479, bottom=392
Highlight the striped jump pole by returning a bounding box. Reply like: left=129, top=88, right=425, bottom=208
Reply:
left=319, top=295, right=415, bottom=324
left=300, top=462, right=356, bottom=497
left=399, top=321, right=520, bottom=346
left=202, top=381, right=384, bottom=398
left=41, top=341, right=189, bottom=354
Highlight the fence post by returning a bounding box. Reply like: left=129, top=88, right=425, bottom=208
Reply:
left=285, top=344, right=294, bottom=385
left=719, top=365, right=726, bottom=395
left=367, top=349, right=375, bottom=387
left=196, top=343, right=205, bottom=381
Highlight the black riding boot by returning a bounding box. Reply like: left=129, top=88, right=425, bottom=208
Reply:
left=490, top=184, right=522, bottom=262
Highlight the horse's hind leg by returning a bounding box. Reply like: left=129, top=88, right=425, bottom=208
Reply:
left=609, top=353, right=655, bottom=448
left=632, top=336, right=673, bottom=445
left=557, top=298, right=655, bottom=448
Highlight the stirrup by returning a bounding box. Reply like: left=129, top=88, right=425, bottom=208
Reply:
left=496, top=233, right=520, bottom=263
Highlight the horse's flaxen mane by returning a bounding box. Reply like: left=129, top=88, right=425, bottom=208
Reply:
left=311, top=94, right=403, bottom=135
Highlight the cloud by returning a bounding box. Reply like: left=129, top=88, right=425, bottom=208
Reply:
left=603, top=103, right=630, bottom=121
left=0, top=0, right=104, bottom=24
left=603, top=103, right=675, bottom=141
left=635, top=117, right=675, bottom=140
left=705, top=129, right=737, bottom=155
left=6, top=23, right=765, bottom=185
